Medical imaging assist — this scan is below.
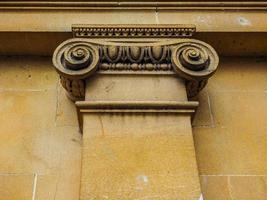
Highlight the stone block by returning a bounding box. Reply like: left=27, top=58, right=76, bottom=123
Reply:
left=200, top=176, right=231, bottom=200
left=157, top=11, right=267, bottom=32
left=34, top=126, right=81, bottom=200
left=208, top=58, right=267, bottom=92
left=209, top=91, right=267, bottom=132
left=0, top=174, right=34, bottom=200
left=194, top=126, right=267, bottom=175
left=200, top=175, right=267, bottom=200
left=81, top=114, right=201, bottom=200
left=0, top=90, right=57, bottom=174
left=0, top=56, right=57, bottom=91
left=229, top=176, right=267, bottom=200
left=85, top=74, right=187, bottom=102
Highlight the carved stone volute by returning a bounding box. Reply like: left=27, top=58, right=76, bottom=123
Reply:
left=52, top=25, right=219, bottom=101
left=53, top=41, right=99, bottom=101
left=171, top=41, right=219, bottom=97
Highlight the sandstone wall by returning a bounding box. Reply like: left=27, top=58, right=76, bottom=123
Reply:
left=0, top=56, right=266, bottom=199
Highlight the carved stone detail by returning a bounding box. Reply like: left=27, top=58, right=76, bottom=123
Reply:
left=99, top=45, right=172, bottom=64
left=171, top=41, right=219, bottom=97
left=53, top=41, right=99, bottom=79
left=171, top=42, right=218, bottom=80
left=52, top=25, right=219, bottom=101
left=72, top=24, right=196, bottom=38
left=53, top=41, right=99, bottom=101
left=99, top=63, right=172, bottom=72
left=60, top=77, right=85, bottom=101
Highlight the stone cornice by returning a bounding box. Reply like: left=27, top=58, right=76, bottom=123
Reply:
left=1, top=1, right=267, bottom=10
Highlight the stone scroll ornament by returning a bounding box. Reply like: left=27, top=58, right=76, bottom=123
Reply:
left=53, top=26, right=218, bottom=101
left=53, top=42, right=99, bottom=101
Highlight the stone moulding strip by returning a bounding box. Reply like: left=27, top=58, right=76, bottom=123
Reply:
left=97, top=71, right=175, bottom=75
left=72, top=24, right=196, bottom=38
left=75, top=101, right=199, bottom=132
left=1, top=1, right=267, bottom=10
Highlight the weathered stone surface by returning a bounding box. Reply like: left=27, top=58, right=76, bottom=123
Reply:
left=85, top=75, right=187, bottom=102
left=0, top=57, right=81, bottom=200
left=81, top=114, right=201, bottom=200
left=0, top=174, right=34, bottom=200
left=229, top=176, right=267, bottom=200
left=33, top=126, right=81, bottom=200
left=158, top=11, right=267, bottom=32
left=208, top=57, right=267, bottom=92
left=193, top=58, right=267, bottom=174
left=56, top=84, right=79, bottom=127
left=200, top=175, right=267, bottom=200
left=0, top=40, right=266, bottom=200
left=192, top=89, right=214, bottom=127
left=195, top=91, right=267, bottom=194
left=193, top=57, right=267, bottom=199
left=0, top=90, right=57, bottom=174
left=194, top=124, right=267, bottom=175
left=0, top=56, right=57, bottom=90
left=200, top=176, right=232, bottom=200
left=1, top=10, right=267, bottom=32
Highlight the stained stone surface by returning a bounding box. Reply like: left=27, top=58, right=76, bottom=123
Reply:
left=0, top=57, right=81, bottom=200
left=193, top=57, right=267, bottom=200
left=0, top=57, right=266, bottom=199
left=85, top=75, right=188, bottom=101
left=81, top=114, right=201, bottom=200
left=0, top=174, right=34, bottom=200
left=80, top=73, right=201, bottom=199
left=1, top=10, right=267, bottom=32
left=200, top=175, right=267, bottom=200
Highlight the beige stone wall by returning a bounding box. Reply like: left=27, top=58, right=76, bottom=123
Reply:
left=0, top=57, right=81, bottom=200
left=0, top=56, right=266, bottom=199
left=193, top=57, right=267, bottom=200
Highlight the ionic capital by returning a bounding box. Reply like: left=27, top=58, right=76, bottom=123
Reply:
left=52, top=25, right=219, bottom=101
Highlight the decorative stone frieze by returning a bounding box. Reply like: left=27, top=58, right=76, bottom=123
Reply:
left=53, top=37, right=218, bottom=100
